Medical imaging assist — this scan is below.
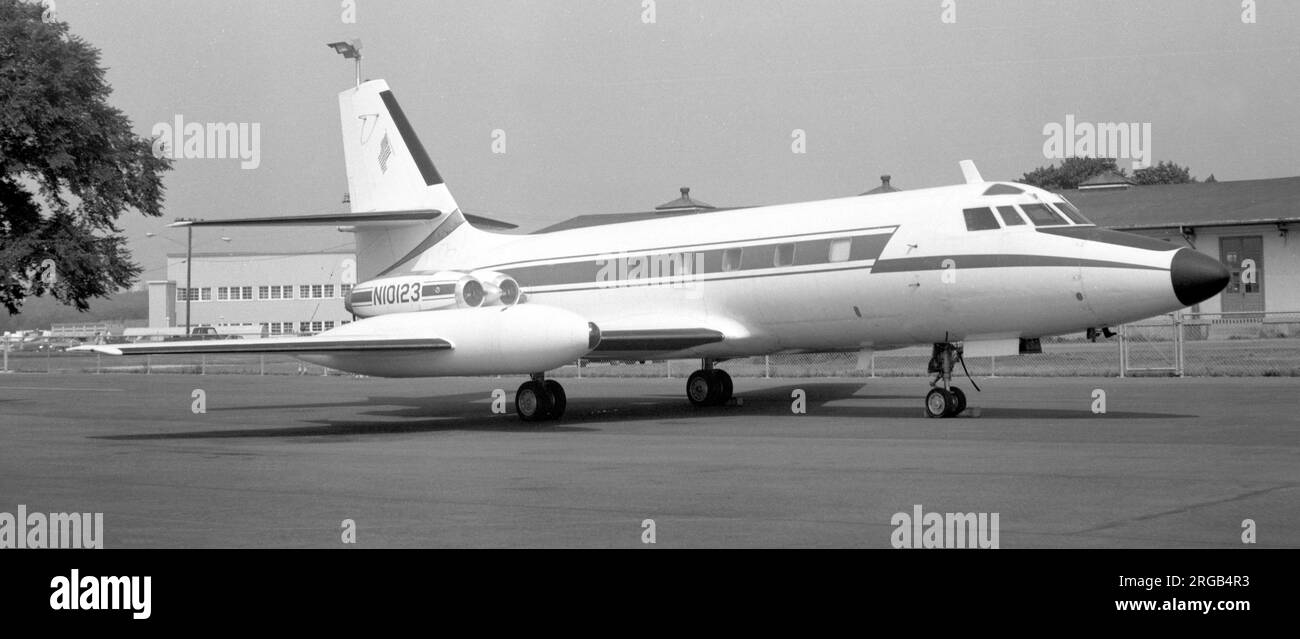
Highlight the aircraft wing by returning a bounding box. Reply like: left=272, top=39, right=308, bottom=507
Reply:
left=69, top=335, right=452, bottom=356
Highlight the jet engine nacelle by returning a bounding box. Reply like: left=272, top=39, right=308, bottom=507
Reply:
left=295, top=305, right=601, bottom=377
left=471, top=270, right=522, bottom=307
left=348, top=271, right=485, bottom=317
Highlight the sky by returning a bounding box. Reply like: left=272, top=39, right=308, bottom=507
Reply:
left=39, top=0, right=1300, bottom=285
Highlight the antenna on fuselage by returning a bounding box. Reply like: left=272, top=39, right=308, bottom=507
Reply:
left=958, top=160, right=984, bottom=184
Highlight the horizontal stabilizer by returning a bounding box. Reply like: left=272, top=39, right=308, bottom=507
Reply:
left=168, top=210, right=517, bottom=230
left=70, top=336, right=452, bottom=356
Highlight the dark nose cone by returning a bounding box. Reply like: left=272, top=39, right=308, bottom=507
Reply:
left=1171, top=249, right=1230, bottom=306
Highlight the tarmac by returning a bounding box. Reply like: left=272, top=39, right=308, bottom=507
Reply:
left=1, top=372, right=1296, bottom=548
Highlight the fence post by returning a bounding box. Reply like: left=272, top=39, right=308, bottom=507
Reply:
left=577, top=359, right=582, bottom=379
left=146, top=355, right=151, bottom=375
left=665, top=360, right=671, bottom=379
left=990, top=356, right=996, bottom=378
left=96, top=353, right=101, bottom=375
left=1117, top=325, right=1126, bottom=378
left=764, top=355, right=771, bottom=379
left=1175, top=311, right=1185, bottom=377
left=870, top=353, right=876, bottom=378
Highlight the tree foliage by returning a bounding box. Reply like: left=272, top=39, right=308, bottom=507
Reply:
left=0, top=0, right=170, bottom=314
left=1132, top=160, right=1195, bottom=185
left=1019, top=157, right=1124, bottom=190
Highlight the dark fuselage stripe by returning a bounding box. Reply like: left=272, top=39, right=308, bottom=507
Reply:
left=497, top=232, right=893, bottom=289
left=479, top=225, right=900, bottom=269
left=870, top=255, right=1168, bottom=273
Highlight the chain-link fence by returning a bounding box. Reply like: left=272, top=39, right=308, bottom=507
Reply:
left=4, top=311, right=1299, bottom=378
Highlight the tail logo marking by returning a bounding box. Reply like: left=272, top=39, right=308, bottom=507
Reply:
left=378, top=132, right=393, bottom=173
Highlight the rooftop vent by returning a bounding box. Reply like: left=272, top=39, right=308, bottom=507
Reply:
left=655, top=187, right=716, bottom=212
left=861, top=174, right=901, bottom=196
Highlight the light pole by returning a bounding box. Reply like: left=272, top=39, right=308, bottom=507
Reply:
left=327, top=40, right=363, bottom=87
left=147, top=225, right=227, bottom=334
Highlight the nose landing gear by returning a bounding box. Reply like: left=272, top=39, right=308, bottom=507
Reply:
left=516, top=373, right=567, bottom=422
left=925, top=343, right=973, bottom=418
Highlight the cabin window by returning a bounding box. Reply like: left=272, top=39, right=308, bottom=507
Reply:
left=996, top=205, right=1026, bottom=226
left=741, top=245, right=773, bottom=270
left=774, top=243, right=795, bottom=267
left=1020, top=203, right=1068, bottom=226
left=1051, top=200, right=1093, bottom=225
left=828, top=238, right=852, bottom=263
left=722, top=248, right=743, bottom=272
left=962, top=207, right=1000, bottom=231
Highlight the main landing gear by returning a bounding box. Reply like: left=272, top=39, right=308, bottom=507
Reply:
left=516, top=373, right=567, bottom=422
left=687, top=359, right=733, bottom=407
left=924, top=343, right=973, bottom=418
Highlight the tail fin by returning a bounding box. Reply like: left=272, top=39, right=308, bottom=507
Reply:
left=339, top=80, right=489, bottom=280
left=175, top=81, right=507, bottom=282
left=339, top=80, right=459, bottom=214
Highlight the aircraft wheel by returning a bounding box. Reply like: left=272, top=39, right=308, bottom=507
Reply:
left=516, top=381, right=553, bottom=422
left=710, top=370, right=734, bottom=404
left=687, top=370, right=714, bottom=407
left=543, top=380, right=567, bottom=420
left=949, top=387, right=967, bottom=417
left=925, top=388, right=955, bottom=419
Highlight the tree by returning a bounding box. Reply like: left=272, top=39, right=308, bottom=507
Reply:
left=1020, top=157, right=1124, bottom=190
left=0, top=0, right=170, bottom=314
left=1132, top=161, right=1195, bottom=185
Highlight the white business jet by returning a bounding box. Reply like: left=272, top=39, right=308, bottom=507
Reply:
left=76, top=80, right=1229, bottom=420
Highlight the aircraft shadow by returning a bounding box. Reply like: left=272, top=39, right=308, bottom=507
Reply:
left=93, top=382, right=1190, bottom=441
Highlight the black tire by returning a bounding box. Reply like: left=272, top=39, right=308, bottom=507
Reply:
left=543, top=380, right=567, bottom=420
left=687, top=370, right=714, bottom=407
left=948, top=387, right=966, bottom=416
left=515, top=381, right=553, bottom=422
left=925, top=388, right=954, bottom=419
left=710, top=370, right=734, bottom=405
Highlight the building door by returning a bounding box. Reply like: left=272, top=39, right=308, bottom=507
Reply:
left=1219, top=236, right=1264, bottom=313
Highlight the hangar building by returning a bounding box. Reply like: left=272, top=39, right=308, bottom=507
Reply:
left=149, top=250, right=356, bottom=336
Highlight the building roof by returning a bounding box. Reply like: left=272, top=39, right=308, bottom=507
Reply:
left=1062, top=176, right=1300, bottom=230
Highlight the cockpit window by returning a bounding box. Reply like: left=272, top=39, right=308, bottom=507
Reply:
left=963, top=207, right=1000, bottom=231
left=1051, top=199, right=1093, bottom=225
left=982, top=183, right=1024, bottom=196
left=1019, top=203, right=1069, bottom=226
left=996, top=205, right=1026, bottom=226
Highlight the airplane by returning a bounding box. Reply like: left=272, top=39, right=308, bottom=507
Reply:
left=74, top=79, right=1230, bottom=420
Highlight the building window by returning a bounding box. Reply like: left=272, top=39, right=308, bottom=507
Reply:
left=241, top=286, right=252, bottom=300
left=300, top=322, right=311, bottom=333
left=324, top=321, right=335, bottom=330
left=324, top=284, right=335, bottom=298
left=283, top=284, right=293, bottom=299
left=311, top=321, right=323, bottom=333
left=341, top=284, right=353, bottom=298
left=311, top=285, right=324, bottom=299
left=300, top=285, right=310, bottom=299
left=258, top=286, right=270, bottom=300
left=217, top=287, right=229, bottom=301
